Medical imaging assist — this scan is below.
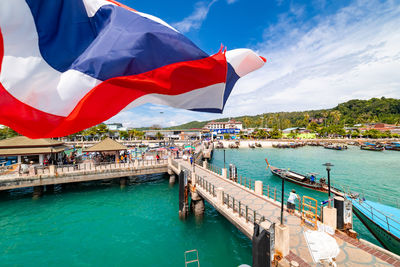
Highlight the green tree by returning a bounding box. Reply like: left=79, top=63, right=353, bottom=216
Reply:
left=0, top=127, right=18, bottom=140
left=269, top=127, right=282, bottom=139
left=155, top=132, right=164, bottom=140
left=119, top=130, right=129, bottom=140
left=223, top=133, right=231, bottom=140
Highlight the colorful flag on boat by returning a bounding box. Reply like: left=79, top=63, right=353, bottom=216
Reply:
left=0, top=0, right=265, bottom=138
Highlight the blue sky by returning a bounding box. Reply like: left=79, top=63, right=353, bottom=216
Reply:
left=108, top=0, right=400, bottom=128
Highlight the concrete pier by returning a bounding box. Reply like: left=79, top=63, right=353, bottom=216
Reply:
left=169, top=158, right=398, bottom=266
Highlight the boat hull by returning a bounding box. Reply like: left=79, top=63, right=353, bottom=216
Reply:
left=268, top=166, right=343, bottom=196
left=352, top=204, right=400, bottom=255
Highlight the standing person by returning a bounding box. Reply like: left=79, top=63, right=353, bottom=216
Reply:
left=287, top=189, right=299, bottom=215
left=156, top=154, right=160, bottom=162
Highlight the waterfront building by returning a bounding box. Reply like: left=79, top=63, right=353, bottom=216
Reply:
left=144, top=130, right=201, bottom=141
left=0, top=136, right=67, bottom=165
left=203, top=119, right=243, bottom=132
left=203, top=120, right=243, bottom=139
left=105, top=123, right=126, bottom=131
left=282, top=127, right=309, bottom=134
left=359, top=123, right=400, bottom=134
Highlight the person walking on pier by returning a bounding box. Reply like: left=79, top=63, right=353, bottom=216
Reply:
left=287, top=189, right=299, bottom=215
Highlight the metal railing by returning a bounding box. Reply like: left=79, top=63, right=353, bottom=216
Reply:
left=205, top=162, right=222, bottom=176
left=355, top=198, right=400, bottom=235
left=4, top=159, right=168, bottom=178
left=195, top=174, right=269, bottom=225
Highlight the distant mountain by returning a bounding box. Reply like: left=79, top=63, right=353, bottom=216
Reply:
left=165, top=97, right=400, bottom=130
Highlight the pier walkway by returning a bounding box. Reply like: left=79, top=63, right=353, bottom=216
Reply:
left=170, top=159, right=399, bottom=266
left=0, top=159, right=168, bottom=191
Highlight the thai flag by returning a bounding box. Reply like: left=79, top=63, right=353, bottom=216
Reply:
left=0, top=0, right=265, bottom=138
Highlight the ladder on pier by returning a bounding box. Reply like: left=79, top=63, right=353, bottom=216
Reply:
left=184, top=249, right=200, bottom=267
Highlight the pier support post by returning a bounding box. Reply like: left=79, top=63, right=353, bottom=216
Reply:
left=169, top=174, right=176, bottom=185
left=216, top=187, right=224, bottom=205
left=222, top=168, right=227, bottom=179
left=323, top=206, right=337, bottom=230
left=33, top=186, right=44, bottom=198
left=275, top=224, right=290, bottom=258
left=191, top=191, right=205, bottom=216
left=179, top=171, right=189, bottom=219
left=203, top=160, right=207, bottom=168
left=255, top=180, right=263, bottom=195
left=120, top=177, right=128, bottom=187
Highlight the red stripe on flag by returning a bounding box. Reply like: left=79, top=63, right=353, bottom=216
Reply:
left=0, top=52, right=227, bottom=138
left=106, top=0, right=137, bottom=12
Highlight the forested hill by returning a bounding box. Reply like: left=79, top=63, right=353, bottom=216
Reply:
left=166, top=97, right=400, bottom=130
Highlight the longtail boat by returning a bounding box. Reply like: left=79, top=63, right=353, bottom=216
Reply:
left=360, top=142, right=385, bottom=151
left=265, top=158, right=344, bottom=196
left=323, top=144, right=348, bottom=150
left=385, top=142, right=400, bottom=151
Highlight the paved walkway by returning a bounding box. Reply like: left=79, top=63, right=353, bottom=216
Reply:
left=177, top=159, right=398, bottom=267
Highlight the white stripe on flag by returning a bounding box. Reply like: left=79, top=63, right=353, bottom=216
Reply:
left=122, top=82, right=225, bottom=111
left=226, top=49, right=265, bottom=77
left=0, top=0, right=101, bottom=117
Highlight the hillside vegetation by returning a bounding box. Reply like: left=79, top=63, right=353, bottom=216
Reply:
left=167, top=97, right=400, bottom=130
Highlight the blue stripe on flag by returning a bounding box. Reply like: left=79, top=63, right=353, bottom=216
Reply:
left=25, top=0, right=208, bottom=81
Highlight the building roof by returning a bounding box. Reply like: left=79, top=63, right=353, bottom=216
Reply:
left=0, top=136, right=64, bottom=148
left=0, top=146, right=67, bottom=156
left=83, top=138, right=127, bottom=152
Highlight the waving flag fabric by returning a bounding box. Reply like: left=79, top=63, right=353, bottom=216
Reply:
left=0, top=0, right=265, bottom=138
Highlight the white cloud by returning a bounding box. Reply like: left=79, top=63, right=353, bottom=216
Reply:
left=223, top=0, right=400, bottom=116
left=109, top=0, right=400, bottom=128
left=172, top=0, right=217, bottom=33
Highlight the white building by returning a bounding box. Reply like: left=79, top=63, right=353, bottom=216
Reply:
left=203, top=119, right=243, bottom=131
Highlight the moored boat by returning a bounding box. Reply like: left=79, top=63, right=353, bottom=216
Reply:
left=248, top=143, right=256, bottom=148
left=265, top=159, right=344, bottom=196
left=385, top=142, right=400, bottom=151
left=349, top=197, right=400, bottom=255
left=360, top=142, right=385, bottom=151
left=324, top=144, right=348, bottom=150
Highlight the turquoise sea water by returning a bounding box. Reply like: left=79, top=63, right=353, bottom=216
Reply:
left=210, top=146, right=400, bottom=246
left=1, top=146, right=398, bottom=266
left=0, top=178, right=251, bottom=267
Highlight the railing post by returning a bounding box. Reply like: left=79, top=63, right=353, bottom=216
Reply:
left=274, top=188, right=277, bottom=201
left=238, top=201, right=241, bottom=217
left=221, top=168, right=227, bottom=179
left=246, top=206, right=248, bottom=222
left=233, top=197, right=235, bottom=212
left=267, top=185, right=270, bottom=198
left=255, top=180, right=263, bottom=195
left=216, top=187, right=224, bottom=205
left=249, top=179, right=251, bottom=190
